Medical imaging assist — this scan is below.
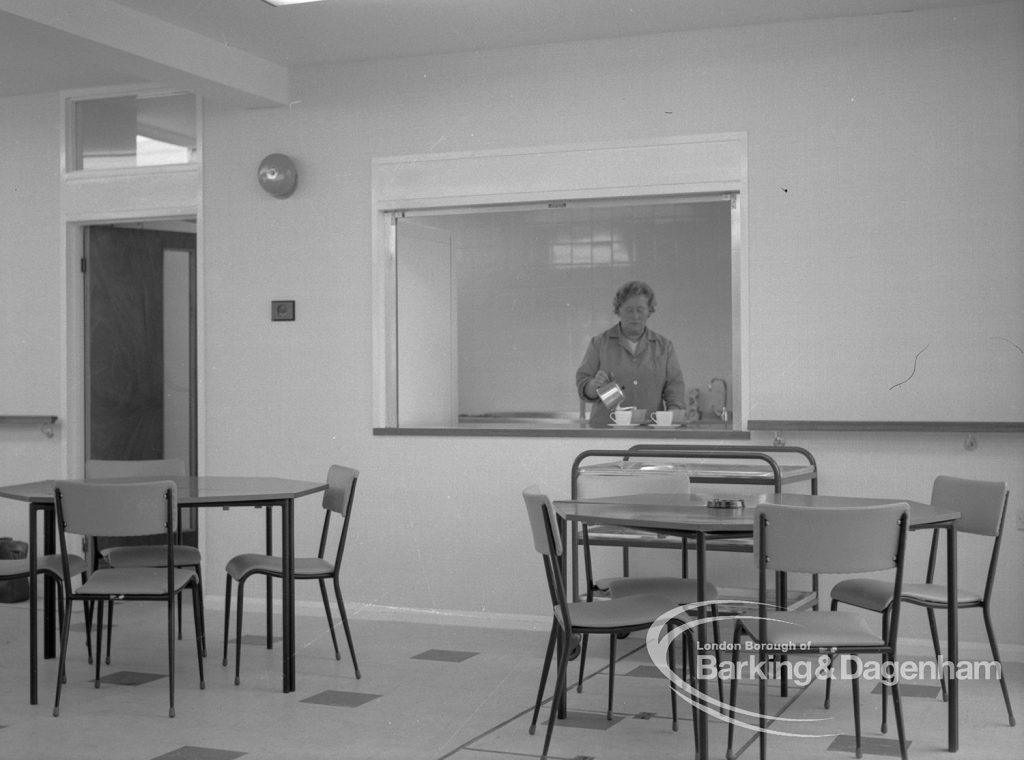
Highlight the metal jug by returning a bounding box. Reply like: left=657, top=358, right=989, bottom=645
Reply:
left=596, top=381, right=624, bottom=409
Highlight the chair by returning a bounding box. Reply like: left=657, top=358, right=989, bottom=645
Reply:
left=0, top=553, right=92, bottom=667
left=523, top=485, right=689, bottom=760
left=52, top=480, right=205, bottom=718
left=575, top=465, right=720, bottom=695
left=222, top=465, right=360, bottom=684
left=828, top=476, right=1015, bottom=728
left=726, top=502, right=910, bottom=760
left=85, top=459, right=205, bottom=661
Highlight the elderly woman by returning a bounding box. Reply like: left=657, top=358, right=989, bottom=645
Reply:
left=576, top=280, right=685, bottom=426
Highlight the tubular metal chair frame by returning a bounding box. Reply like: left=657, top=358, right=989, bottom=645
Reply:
left=572, top=463, right=722, bottom=707
left=524, top=486, right=694, bottom=760
left=52, top=480, right=205, bottom=718
left=222, top=465, right=360, bottom=684
left=85, top=459, right=205, bottom=659
left=726, top=503, right=910, bottom=760
left=1, top=554, right=92, bottom=667
left=828, top=476, right=1015, bottom=729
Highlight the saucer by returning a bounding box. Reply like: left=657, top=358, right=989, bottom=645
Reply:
left=707, top=498, right=746, bottom=509
left=610, top=422, right=641, bottom=427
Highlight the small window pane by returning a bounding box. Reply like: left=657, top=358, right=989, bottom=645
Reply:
left=73, top=93, right=196, bottom=171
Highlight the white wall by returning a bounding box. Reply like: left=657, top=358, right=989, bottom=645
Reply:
left=2, top=3, right=1022, bottom=647
left=0, top=92, right=65, bottom=542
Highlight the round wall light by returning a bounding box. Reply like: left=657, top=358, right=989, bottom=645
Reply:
left=257, top=153, right=298, bottom=198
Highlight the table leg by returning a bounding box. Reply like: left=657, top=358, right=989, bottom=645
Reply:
left=43, top=505, right=57, bottom=660
left=569, top=519, right=582, bottom=603
left=947, top=522, right=958, bottom=751
left=29, top=502, right=39, bottom=705
left=695, top=533, right=709, bottom=760
left=265, top=506, right=274, bottom=648
left=558, top=516, right=570, bottom=720
left=570, top=524, right=580, bottom=603
left=777, top=570, right=788, bottom=698
left=282, top=498, right=295, bottom=693
left=26, top=500, right=57, bottom=707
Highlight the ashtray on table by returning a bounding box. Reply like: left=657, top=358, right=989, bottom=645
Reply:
left=706, top=498, right=746, bottom=509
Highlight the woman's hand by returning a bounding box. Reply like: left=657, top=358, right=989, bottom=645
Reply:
left=586, top=370, right=613, bottom=399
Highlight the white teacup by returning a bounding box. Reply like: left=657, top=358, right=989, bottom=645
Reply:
left=652, top=410, right=675, bottom=426
left=612, top=408, right=633, bottom=425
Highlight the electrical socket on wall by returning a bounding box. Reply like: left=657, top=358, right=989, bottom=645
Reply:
left=1016, top=508, right=1024, bottom=531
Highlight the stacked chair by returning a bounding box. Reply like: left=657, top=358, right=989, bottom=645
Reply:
left=52, top=479, right=205, bottom=717
left=85, top=459, right=204, bottom=661
left=0, top=548, right=91, bottom=666
left=573, top=462, right=720, bottom=696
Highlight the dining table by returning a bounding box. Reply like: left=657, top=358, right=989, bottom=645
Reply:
left=0, top=475, right=327, bottom=705
left=554, top=490, right=962, bottom=759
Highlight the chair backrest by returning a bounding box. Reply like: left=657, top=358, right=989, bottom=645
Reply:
left=86, top=458, right=187, bottom=479
left=931, top=475, right=1008, bottom=538
left=85, top=459, right=189, bottom=550
left=54, top=480, right=177, bottom=602
left=753, top=502, right=910, bottom=649
left=523, top=485, right=569, bottom=619
left=320, top=465, right=358, bottom=566
left=323, top=465, right=358, bottom=515
left=754, top=502, right=909, bottom=576
left=524, top=486, right=562, bottom=558
left=55, top=480, right=177, bottom=538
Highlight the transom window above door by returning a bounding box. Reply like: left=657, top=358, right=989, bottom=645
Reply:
left=67, top=91, right=198, bottom=171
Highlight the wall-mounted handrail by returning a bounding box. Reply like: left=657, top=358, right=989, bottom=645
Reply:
left=0, top=416, right=58, bottom=438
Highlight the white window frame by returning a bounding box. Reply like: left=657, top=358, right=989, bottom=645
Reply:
left=371, top=133, right=749, bottom=430
left=63, top=85, right=200, bottom=178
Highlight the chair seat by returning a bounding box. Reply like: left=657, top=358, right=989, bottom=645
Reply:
left=78, top=567, right=197, bottom=597
left=831, top=578, right=894, bottom=612
left=1, top=554, right=87, bottom=579
left=603, top=576, right=718, bottom=603
left=832, top=578, right=983, bottom=610
left=901, top=582, right=983, bottom=607
left=225, top=553, right=332, bottom=581
left=742, top=610, right=885, bottom=650
left=560, top=593, right=679, bottom=631
left=103, top=544, right=202, bottom=568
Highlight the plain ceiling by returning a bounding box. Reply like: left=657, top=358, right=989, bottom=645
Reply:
left=0, top=0, right=1003, bottom=105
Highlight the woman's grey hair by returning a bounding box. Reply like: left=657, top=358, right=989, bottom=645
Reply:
left=613, top=280, right=657, bottom=314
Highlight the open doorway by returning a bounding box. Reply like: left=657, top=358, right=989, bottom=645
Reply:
left=82, top=220, right=198, bottom=540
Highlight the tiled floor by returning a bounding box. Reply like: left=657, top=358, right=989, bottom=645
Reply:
left=0, top=598, right=1020, bottom=760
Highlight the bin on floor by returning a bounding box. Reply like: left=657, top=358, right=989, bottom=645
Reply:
left=0, top=537, right=30, bottom=603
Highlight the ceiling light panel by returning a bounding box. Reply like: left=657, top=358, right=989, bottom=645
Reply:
left=262, top=0, right=325, bottom=7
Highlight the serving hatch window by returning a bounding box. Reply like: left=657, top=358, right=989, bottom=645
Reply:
left=388, top=195, right=735, bottom=427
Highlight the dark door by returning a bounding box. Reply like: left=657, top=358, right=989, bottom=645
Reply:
left=83, top=223, right=198, bottom=540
